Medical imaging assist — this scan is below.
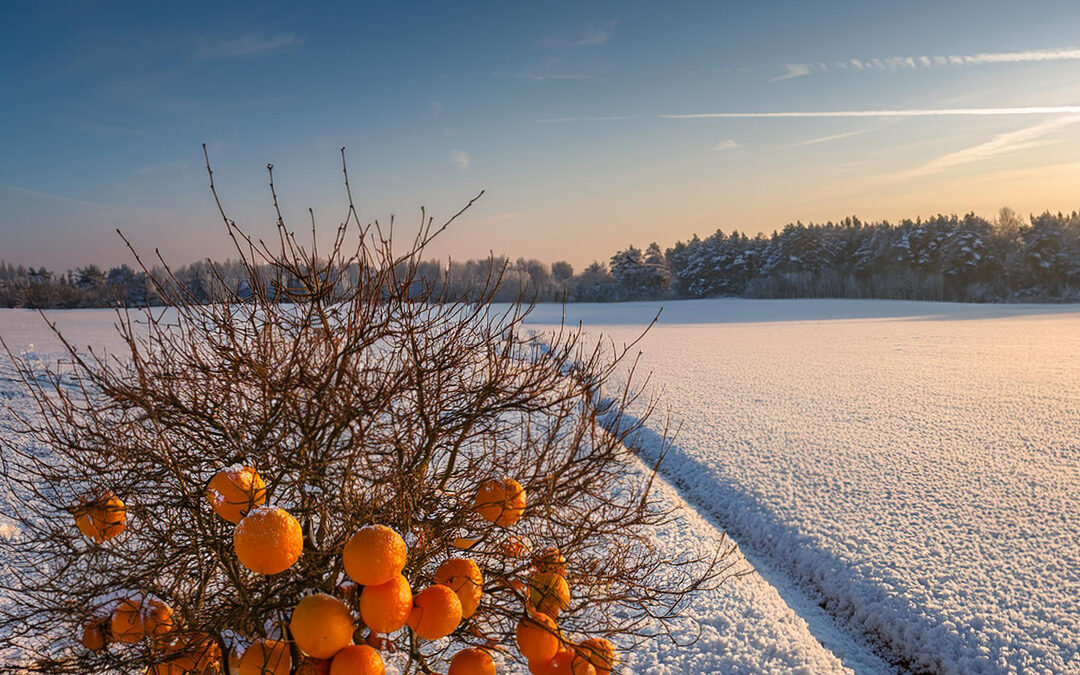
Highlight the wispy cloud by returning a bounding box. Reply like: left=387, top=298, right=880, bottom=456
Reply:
left=789, top=129, right=869, bottom=147
left=771, top=63, right=811, bottom=82
left=5, top=185, right=137, bottom=211
left=660, top=106, right=1080, bottom=120
left=194, top=33, right=302, bottom=60
left=449, top=150, right=470, bottom=169
left=773, top=47, right=1080, bottom=81
left=536, top=20, right=617, bottom=48
left=537, top=105, right=1080, bottom=123
left=711, top=139, right=739, bottom=151
left=901, top=116, right=1080, bottom=177
left=935, top=47, right=1080, bottom=66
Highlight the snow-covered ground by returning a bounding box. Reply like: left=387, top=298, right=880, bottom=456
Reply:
left=8, top=300, right=1078, bottom=673
left=0, top=307, right=865, bottom=674
left=526, top=299, right=1080, bottom=675
left=618, top=459, right=875, bottom=675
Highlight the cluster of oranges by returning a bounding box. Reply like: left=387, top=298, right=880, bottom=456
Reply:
left=72, top=469, right=617, bottom=675
left=473, top=478, right=618, bottom=675
left=73, top=490, right=194, bottom=669
left=272, top=524, right=477, bottom=674
left=208, top=466, right=304, bottom=577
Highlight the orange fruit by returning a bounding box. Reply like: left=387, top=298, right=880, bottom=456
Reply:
left=151, top=631, right=222, bottom=674
left=434, top=557, right=483, bottom=619
left=342, top=525, right=407, bottom=586
left=360, top=573, right=412, bottom=634
left=527, top=572, right=570, bottom=618
left=448, top=647, right=496, bottom=675
left=474, top=478, right=526, bottom=527
left=80, top=621, right=106, bottom=650
left=534, top=548, right=566, bottom=575
left=571, top=655, right=597, bottom=675
left=407, top=585, right=462, bottom=640
left=291, top=593, right=355, bottom=659
left=576, top=638, right=617, bottom=675
left=329, top=644, right=384, bottom=675
left=207, top=465, right=267, bottom=523
left=238, top=638, right=291, bottom=675
left=234, top=507, right=303, bottom=575
left=528, top=646, right=567, bottom=675
left=515, top=611, right=559, bottom=663
left=74, top=491, right=125, bottom=543
left=530, top=646, right=595, bottom=675
left=110, top=595, right=173, bottom=643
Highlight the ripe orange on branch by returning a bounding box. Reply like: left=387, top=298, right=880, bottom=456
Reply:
left=576, top=638, right=617, bottom=675
left=74, top=491, right=125, bottom=543
left=238, top=638, right=291, bottom=675
left=434, top=557, right=483, bottom=619
left=291, top=593, right=355, bottom=659
left=329, top=644, right=384, bottom=675
left=207, top=465, right=267, bottom=523
left=529, top=645, right=596, bottom=675
left=343, top=525, right=407, bottom=586
left=407, top=585, right=463, bottom=640
left=360, top=573, right=412, bottom=634
left=474, top=478, right=526, bottom=527
left=448, top=647, right=496, bottom=675
left=110, top=595, right=173, bottom=643
left=527, top=572, right=570, bottom=618
left=234, top=507, right=303, bottom=575
left=515, top=611, right=560, bottom=663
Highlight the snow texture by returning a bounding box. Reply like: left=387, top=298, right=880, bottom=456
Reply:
left=526, top=298, right=1080, bottom=674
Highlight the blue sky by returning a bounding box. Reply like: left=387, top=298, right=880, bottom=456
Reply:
left=4, top=1, right=1080, bottom=271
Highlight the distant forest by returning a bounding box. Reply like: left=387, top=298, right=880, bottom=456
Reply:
left=3, top=207, right=1080, bottom=308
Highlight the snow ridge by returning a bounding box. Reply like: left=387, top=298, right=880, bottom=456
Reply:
left=602, top=408, right=912, bottom=673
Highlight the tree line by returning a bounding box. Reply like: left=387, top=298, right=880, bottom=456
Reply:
left=3, top=207, right=1079, bottom=308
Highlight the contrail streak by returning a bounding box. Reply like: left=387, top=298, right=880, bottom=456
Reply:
left=662, top=106, right=1080, bottom=119
left=537, top=105, right=1080, bottom=123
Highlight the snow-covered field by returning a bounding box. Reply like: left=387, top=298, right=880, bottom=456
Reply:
left=526, top=299, right=1080, bottom=675
left=4, top=299, right=1078, bottom=674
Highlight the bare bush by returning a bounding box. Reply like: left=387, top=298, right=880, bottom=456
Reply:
left=0, top=148, right=739, bottom=673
